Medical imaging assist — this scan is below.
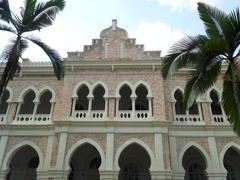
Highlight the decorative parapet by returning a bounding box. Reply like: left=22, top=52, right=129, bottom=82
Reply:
left=66, top=19, right=161, bottom=61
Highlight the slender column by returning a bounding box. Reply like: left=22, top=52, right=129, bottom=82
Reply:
left=71, top=97, right=77, bottom=118
left=49, top=102, right=55, bottom=121
left=14, top=102, right=22, bottom=121
left=131, top=97, right=136, bottom=118
left=148, top=97, right=153, bottom=117
left=43, top=136, right=54, bottom=171
left=33, top=101, right=39, bottom=120
left=56, top=132, right=68, bottom=170
left=104, top=97, right=108, bottom=118
left=0, top=136, right=8, bottom=169
left=88, top=97, right=93, bottom=118
left=115, top=97, right=119, bottom=118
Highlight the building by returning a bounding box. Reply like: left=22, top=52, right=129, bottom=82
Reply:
left=0, top=20, right=239, bottom=180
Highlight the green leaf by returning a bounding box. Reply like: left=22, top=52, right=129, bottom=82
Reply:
left=162, top=35, right=207, bottom=79
left=25, top=36, right=64, bottom=80
left=197, top=2, right=227, bottom=38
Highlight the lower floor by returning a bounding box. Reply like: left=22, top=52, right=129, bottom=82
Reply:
left=0, top=123, right=239, bottom=180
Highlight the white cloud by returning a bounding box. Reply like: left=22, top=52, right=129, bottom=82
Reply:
left=130, top=21, right=184, bottom=56
left=146, top=0, right=222, bottom=11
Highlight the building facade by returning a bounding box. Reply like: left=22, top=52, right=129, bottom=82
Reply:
left=0, top=20, right=239, bottom=180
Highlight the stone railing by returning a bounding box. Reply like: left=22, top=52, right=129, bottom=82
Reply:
left=174, top=114, right=204, bottom=125
left=0, top=115, right=7, bottom=124
left=73, top=110, right=106, bottom=120
left=211, top=114, right=228, bottom=125
left=117, top=110, right=151, bottom=120
left=13, top=114, right=51, bottom=124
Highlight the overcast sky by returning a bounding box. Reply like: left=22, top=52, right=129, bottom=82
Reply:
left=0, top=0, right=239, bottom=61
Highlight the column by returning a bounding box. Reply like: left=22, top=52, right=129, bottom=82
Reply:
left=148, top=97, right=153, bottom=117
left=88, top=97, right=93, bottom=118
left=104, top=97, right=108, bottom=118
left=101, top=131, right=115, bottom=180
left=33, top=101, right=39, bottom=121
left=207, top=137, right=226, bottom=180
left=71, top=97, right=77, bottom=118
left=131, top=97, right=136, bottom=118
left=115, top=97, right=119, bottom=119
left=0, top=136, right=8, bottom=180
left=169, top=137, right=184, bottom=180
left=154, top=133, right=164, bottom=171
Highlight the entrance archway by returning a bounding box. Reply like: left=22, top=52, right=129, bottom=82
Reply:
left=223, top=147, right=240, bottom=180
left=68, top=143, right=102, bottom=180
left=6, top=146, right=39, bottom=180
left=118, top=143, right=151, bottom=180
left=182, top=147, right=208, bottom=180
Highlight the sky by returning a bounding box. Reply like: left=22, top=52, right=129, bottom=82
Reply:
left=0, top=0, right=239, bottom=61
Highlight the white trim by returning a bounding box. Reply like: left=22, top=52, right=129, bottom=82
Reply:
left=38, top=86, right=56, bottom=102
left=115, top=81, right=134, bottom=97
left=72, top=81, right=91, bottom=98
left=64, top=138, right=106, bottom=171
left=91, top=81, right=109, bottom=97
left=2, top=140, right=44, bottom=171
left=18, top=86, right=38, bottom=102
left=134, top=80, right=153, bottom=97
left=178, top=141, right=210, bottom=172
left=219, top=142, right=240, bottom=172
left=114, top=138, right=156, bottom=171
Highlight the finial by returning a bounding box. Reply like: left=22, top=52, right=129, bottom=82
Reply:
left=112, top=19, right=117, bottom=30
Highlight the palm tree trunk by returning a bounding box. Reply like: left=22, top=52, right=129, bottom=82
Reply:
left=0, top=36, right=21, bottom=100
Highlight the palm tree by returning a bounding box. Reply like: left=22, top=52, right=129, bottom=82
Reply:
left=162, top=3, right=240, bottom=134
left=0, top=0, right=65, bottom=98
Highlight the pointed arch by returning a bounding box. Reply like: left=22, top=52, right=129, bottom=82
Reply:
left=178, top=142, right=210, bottom=172
left=64, top=138, right=106, bottom=171
left=72, top=81, right=91, bottom=98
left=5, top=86, right=13, bottom=102
left=91, top=81, right=108, bottom=98
left=134, top=81, right=152, bottom=97
left=219, top=142, right=240, bottom=172
left=18, top=86, right=38, bottom=102
left=115, top=81, right=134, bottom=97
left=171, top=86, right=184, bottom=102
left=2, top=141, right=44, bottom=171
left=38, top=86, right=55, bottom=102
left=206, top=87, right=222, bottom=102
left=114, top=138, right=156, bottom=171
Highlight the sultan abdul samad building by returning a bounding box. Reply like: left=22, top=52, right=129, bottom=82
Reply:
left=0, top=20, right=240, bottom=180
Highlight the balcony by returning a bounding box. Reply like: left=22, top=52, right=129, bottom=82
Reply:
left=211, top=114, right=229, bottom=125
left=13, top=114, right=51, bottom=125
left=174, top=114, right=204, bottom=125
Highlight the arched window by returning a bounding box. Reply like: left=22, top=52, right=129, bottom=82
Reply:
left=119, top=85, right=132, bottom=111
left=0, top=89, right=10, bottom=119
left=19, top=90, right=36, bottom=114
left=75, top=85, right=89, bottom=111
left=36, top=90, right=52, bottom=114
left=92, top=85, right=105, bottom=110
left=210, top=90, right=222, bottom=115
left=174, top=89, right=185, bottom=115
left=135, top=85, right=148, bottom=111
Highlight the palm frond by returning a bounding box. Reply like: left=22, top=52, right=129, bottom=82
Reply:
left=25, top=36, right=64, bottom=79
left=197, top=2, right=227, bottom=38
left=162, top=35, right=207, bottom=79
left=0, top=21, right=16, bottom=33
left=222, top=68, right=240, bottom=135
left=22, top=0, right=65, bottom=32
left=21, top=0, right=37, bottom=26
left=0, top=0, right=11, bottom=23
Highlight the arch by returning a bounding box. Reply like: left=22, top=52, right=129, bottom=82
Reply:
left=64, top=138, right=106, bottom=171
left=2, top=141, right=44, bottom=171
left=219, top=142, right=240, bottom=172
left=72, top=81, right=91, bottom=98
left=206, top=87, right=222, bottom=102
left=114, top=138, right=156, bottom=171
left=171, top=86, right=184, bottom=102
left=38, top=86, right=55, bottom=102
left=134, top=81, right=153, bottom=97
left=91, top=81, right=109, bottom=97
left=178, top=142, right=210, bottom=172
left=115, top=81, right=134, bottom=97
left=18, top=86, right=38, bottom=102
